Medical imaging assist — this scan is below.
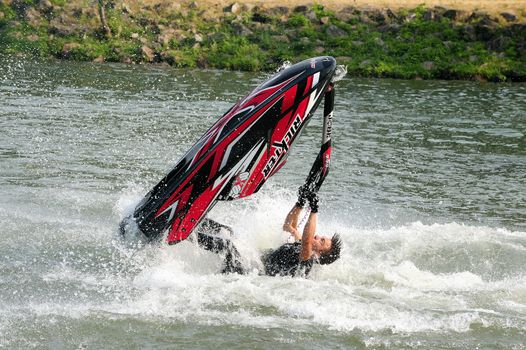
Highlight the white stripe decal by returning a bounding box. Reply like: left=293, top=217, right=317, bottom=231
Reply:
left=219, top=96, right=283, bottom=171
left=213, top=140, right=264, bottom=190
left=157, top=200, right=179, bottom=221
left=305, top=72, right=320, bottom=117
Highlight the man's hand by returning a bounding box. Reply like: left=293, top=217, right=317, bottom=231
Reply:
left=296, top=184, right=311, bottom=208
left=307, top=192, right=319, bottom=213
left=283, top=205, right=303, bottom=241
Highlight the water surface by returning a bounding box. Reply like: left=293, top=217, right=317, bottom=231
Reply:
left=1, top=58, right=525, bottom=349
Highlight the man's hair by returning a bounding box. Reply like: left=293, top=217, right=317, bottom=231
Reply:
left=318, top=234, right=342, bottom=265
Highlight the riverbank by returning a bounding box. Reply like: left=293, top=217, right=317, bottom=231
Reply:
left=1, top=0, right=525, bottom=81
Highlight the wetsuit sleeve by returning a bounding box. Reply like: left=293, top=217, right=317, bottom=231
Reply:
left=196, top=231, right=246, bottom=274
left=199, top=218, right=234, bottom=236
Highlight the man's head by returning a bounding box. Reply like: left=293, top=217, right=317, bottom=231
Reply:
left=312, top=233, right=342, bottom=265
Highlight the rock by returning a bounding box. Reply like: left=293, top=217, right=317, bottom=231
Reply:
left=423, top=10, right=435, bottom=21
left=474, top=23, right=493, bottom=41
left=49, top=23, right=76, bottom=36
left=320, top=16, right=330, bottom=25
left=11, top=0, right=31, bottom=16
left=26, top=34, right=39, bottom=41
left=81, top=7, right=98, bottom=19
left=272, top=34, right=289, bottom=43
left=488, top=36, right=510, bottom=51
left=258, top=23, right=273, bottom=31
left=468, top=11, right=487, bottom=21
left=122, top=57, right=132, bottom=64
left=24, top=7, right=42, bottom=27
left=284, top=29, right=297, bottom=40
left=506, top=23, right=526, bottom=42
left=461, top=25, right=476, bottom=41
left=232, top=22, right=252, bottom=36
left=201, top=9, right=220, bottom=21
left=433, top=6, right=447, bottom=15
left=269, top=6, right=288, bottom=16
left=326, top=25, right=347, bottom=38
left=404, top=12, right=417, bottom=22
left=121, top=3, right=132, bottom=14
left=225, top=3, right=242, bottom=14
left=305, top=11, right=317, bottom=22
left=194, top=33, right=203, bottom=43
left=443, top=9, right=459, bottom=20
left=61, top=43, right=81, bottom=58
left=188, top=1, right=198, bottom=9
left=252, top=12, right=270, bottom=23
left=139, top=37, right=149, bottom=45
left=351, top=40, right=363, bottom=46
left=469, top=55, right=479, bottom=62
left=500, top=12, right=517, bottom=22
left=315, top=46, right=325, bottom=54
left=37, top=0, right=53, bottom=10
left=0, top=11, right=4, bottom=19
left=72, top=8, right=83, bottom=19
left=367, top=8, right=390, bottom=24
left=141, top=46, right=155, bottom=62
left=378, top=23, right=400, bottom=34
left=335, top=6, right=358, bottom=22
left=160, top=50, right=176, bottom=65
left=479, top=15, right=499, bottom=28
left=93, top=56, right=104, bottom=63
left=385, top=8, right=397, bottom=21
left=157, top=28, right=177, bottom=46
left=131, top=32, right=139, bottom=39
left=208, top=32, right=227, bottom=42
left=446, top=9, right=468, bottom=21
left=422, top=61, right=434, bottom=70
left=359, top=14, right=374, bottom=24
left=243, top=3, right=256, bottom=12
left=293, top=5, right=309, bottom=13
left=37, top=0, right=54, bottom=18
left=335, top=11, right=357, bottom=23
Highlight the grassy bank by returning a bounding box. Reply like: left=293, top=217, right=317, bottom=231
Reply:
left=1, top=0, right=525, bottom=81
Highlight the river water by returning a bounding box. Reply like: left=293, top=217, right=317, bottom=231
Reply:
left=1, top=57, right=525, bottom=349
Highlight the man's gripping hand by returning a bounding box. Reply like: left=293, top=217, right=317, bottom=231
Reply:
left=296, top=184, right=311, bottom=208
left=307, top=192, right=319, bottom=213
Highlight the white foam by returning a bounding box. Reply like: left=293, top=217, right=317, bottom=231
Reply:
left=14, top=189, right=523, bottom=335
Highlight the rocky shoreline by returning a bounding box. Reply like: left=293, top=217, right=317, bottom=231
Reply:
left=1, top=0, right=525, bottom=81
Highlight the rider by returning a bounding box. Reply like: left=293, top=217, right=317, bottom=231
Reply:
left=194, top=186, right=342, bottom=277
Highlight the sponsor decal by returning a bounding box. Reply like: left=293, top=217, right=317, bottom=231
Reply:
left=263, top=114, right=303, bottom=178
left=324, top=111, right=333, bottom=140
left=229, top=171, right=249, bottom=198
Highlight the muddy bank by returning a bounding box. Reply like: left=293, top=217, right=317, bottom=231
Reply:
left=1, top=0, right=525, bottom=81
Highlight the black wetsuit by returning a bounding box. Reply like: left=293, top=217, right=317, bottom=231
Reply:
left=262, top=242, right=314, bottom=277
left=195, top=219, right=314, bottom=277
left=195, top=219, right=246, bottom=274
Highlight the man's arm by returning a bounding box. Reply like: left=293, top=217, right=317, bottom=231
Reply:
left=299, top=192, right=319, bottom=261
left=283, top=205, right=302, bottom=241
left=299, top=211, right=317, bottom=261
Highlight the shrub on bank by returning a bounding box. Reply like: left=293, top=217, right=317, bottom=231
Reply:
left=0, top=0, right=524, bottom=81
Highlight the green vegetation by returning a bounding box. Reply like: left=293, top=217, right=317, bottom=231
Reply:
left=0, top=0, right=525, bottom=81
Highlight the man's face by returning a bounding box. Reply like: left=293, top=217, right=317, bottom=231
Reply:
left=312, top=235, right=332, bottom=255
